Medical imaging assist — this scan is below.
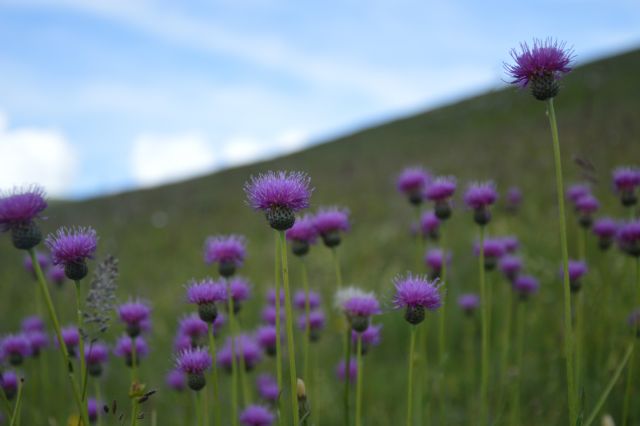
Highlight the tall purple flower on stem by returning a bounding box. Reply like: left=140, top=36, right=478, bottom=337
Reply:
left=218, top=335, right=263, bottom=373
left=166, top=369, right=186, bottom=392
left=474, top=238, right=506, bottom=270
left=25, top=331, right=49, bottom=357
left=424, top=248, right=451, bottom=279
left=397, top=166, right=431, bottom=205
left=256, top=374, right=279, bottom=404
left=612, top=166, right=640, bottom=207
left=593, top=218, right=618, bottom=250
left=225, top=277, right=252, bottom=314
left=0, top=185, right=47, bottom=250
left=617, top=220, right=640, bottom=257
left=1, top=334, right=31, bottom=366
left=336, top=287, right=380, bottom=332
left=87, top=398, right=100, bottom=423
left=464, top=181, right=498, bottom=226
left=314, top=207, right=350, bottom=248
left=294, top=290, right=321, bottom=311
left=336, top=359, right=358, bottom=383
left=351, top=324, right=382, bottom=355
left=85, top=343, right=109, bottom=377
left=297, top=310, right=325, bottom=342
left=458, top=293, right=480, bottom=316
left=117, top=300, right=151, bottom=338
left=425, top=176, right=456, bottom=220
left=505, top=186, right=523, bottom=214
left=179, top=314, right=209, bottom=346
left=499, top=255, right=523, bottom=282
left=176, top=347, right=212, bottom=391
left=505, top=38, right=574, bottom=100
left=420, top=211, right=440, bottom=240
left=244, top=170, right=313, bottom=230
left=563, top=260, right=588, bottom=293
left=114, top=335, right=148, bottom=367
left=23, top=251, right=50, bottom=279
left=239, top=405, right=274, bottom=426
left=566, top=183, right=591, bottom=205
left=262, top=305, right=285, bottom=327
left=513, top=275, right=540, bottom=300
left=500, top=236, right=520, bottom=254
left=22, top=316, right=45, bottom=333
left=204, top=235, right=247, bottom=277
left=393, top=273, right=442, bottom=325
left=574, top=194, right=599, bottom=229
left=46, top=226, right=98, bottom=281
left=61, top=326, right=80, bottom=357
left=0, top=371, right=18, bottom=400
left=256, top=326, right=279, bottom=357
left=285, top=214, right=318, bottom=256
left=186, top=278, right=227, bottom=323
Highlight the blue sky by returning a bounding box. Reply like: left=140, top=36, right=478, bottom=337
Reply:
left=1, top=0, right=638, bottom=199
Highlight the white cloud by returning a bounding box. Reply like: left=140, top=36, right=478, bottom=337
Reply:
left=0, top=112, right=77, bottom=197
left=221, top=136, right=268, bottom=167
left=276, top=129, right=308, bottom=152
left=131, top=132, right=217, bottom=187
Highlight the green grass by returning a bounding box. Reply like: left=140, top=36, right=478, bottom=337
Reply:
left=1, top=48, right=639, bottom=425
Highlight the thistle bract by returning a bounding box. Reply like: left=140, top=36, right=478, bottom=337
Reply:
left=286, top=214, right=318, bottom=256
left=0, top=185, right=47, bottom=250
left=176, top=347, right=212, bottom=391
left=392, top=273, right=441, bottom=325
left=46, top=226, right=98, bottom=280
left=314, top=206, right=350, bottom=247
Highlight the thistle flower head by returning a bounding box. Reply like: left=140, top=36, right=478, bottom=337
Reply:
left=256, top=374, right=279, bottom=403
left=239, top=405, right=275, bottom=426
left=575, top=194, right=599, bottom=215
left=266, top=288, right=285, bottom=307
left=48, top=264, right=67, bottom=286
left=186, top=278, right=226, bottom=305
left=457, top=293, right=480, bottom=314
left=593, top=218, right=618, bottom=239
left=464, top=181, right=498, bottom=210
left=117, top=299, right=151, bottom=337
left=474, top=238, right=506, bottom=259
left=420, top=211, right=440, bottom=238
left=499, top=255, right=523, bottom=280
left=23, top=252, right=49, bottom=276
left=336, top=358, right=358, bottom=383
left=25, top=331, right=49, bottom=355
left=261, top=305, right=285, bottom=326
left=203, top=235, right=247, bottom=272
left=255, top=325, right=279, bottom=355
left=425, top=176, right=456, bottom=201
left=293, top=290, right=321, bottom=310
left=506, top=186, right=523, bottom=209
left=218, top=334, right=263, bottom=372
left=506, top=38, right=574, bottom=100
left=61, top=326, right=80, bottom=349
left=226, top=277, right=252, bottom=304
left=566, top=183, right=591, bottom=204
left=563, top=260, right=588, bottom=292
left=114, top=335, right=149, bottom=364
left=297, top=310, right=326, bottom=336
left=393, top=273, right=441, bottom=310
left=285, top=214, right=318, bottom=244
left=176, top=347, right=212, bottom=375
left=397, top=167, right=431, bottom=204
left=166, top=369, right=186, bottom=391
left=87, top=398, right=100, bottom=423
left=0, top=185, right=47, bottom=232
left=500, top=236, right=520, bottom=253
left=46, top=226, right=98, bottom=267
left=0, top=371, right=18, bottom=398
left=179, top=314, right=209, bottom=341
left=1, top=334, right=31, bottom=364
left=314, top=206, right=350, bottom=241
left=85, top=343, right=109, bottom=365
left=351, top=324, right=382, bottom=350
left=617, top=220, right=640, bottom=257
left=628, top=309, right=640, bottom=331
left=424, top=249, right=451, bottom=274
left=513, top=275, right=539, bottom=299
left=21, top=316, right=45, bottom=333
left=612, top=166, right=640, bottom=192
left=341, top=290, right=380, bottom=332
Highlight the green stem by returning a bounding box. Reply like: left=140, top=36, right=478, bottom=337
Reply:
left=438, top=225, right=447, bottom=366
left=8, top=378, right=23, bottom=426
left=415, top=206, right=423, bottom=270
left=195, top=391, right=201, bottom=426
left=478, top=226, right=489, bottom=426
left=273, top=233, right=283, bottom=426
left=406, top=326, right=417, bottom=426
left=73, top=281, right=88, bottom=402
left=302, top=259, right=311, bottom=383
left=547, top=98, right=577, bottom=426
left=208, top=325, right=222, bottom=426
left=585, top=343, right=634, bottom=426
left=355, top=335, right=363, bottom=426
left=500, top=287, right=513, bottom=391
left=344, top=327, right=352, bottom=426
left=95, top=381, right=102, bottom=426
left=0, top=374, right=13, bottom=416
left=28, top=249, right=90, bottom=426
left=238, top=335, right=252, bottom=405
left=226, top=279, right=239, bottom=426
left=622, top=258, right=640, bottom=426
left=130, top=337, right=138, bottom=426
left=332, top=248, right=343, bottom=289
left=202, top=388, right=208, bottom=426
left=279, top=231, right=300, bottom=426
left=510, top=300, right=525, bottom=426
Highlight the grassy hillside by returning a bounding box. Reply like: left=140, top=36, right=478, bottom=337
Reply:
left=1, top=48, right=639, bottom=425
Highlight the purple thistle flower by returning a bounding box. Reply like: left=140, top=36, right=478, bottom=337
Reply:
left=177, top=347, right=212, bottom=391
left=266, top=288, right=285, bottom=307
left=262, top=305, right=285, bottom=326
left=25, top=331, right=49, bottom=356
left=117, top=300, right=151, bottom=338
left=244, top=171, right=313, bottom=231
left=425, top=176, right=456, bottom=220
left=505, top=186, right=523, bottom=213
left=203, top=235, right=247, bottom=277
left=420, top=211, right=440, bottom=240
left=458, top=293, right=480, bottom=316
left=513, top=275, right=539, bottom=299
left=575, top=194, right=599, bottom=229
left=114, top=335, right=149, bottom=367
left=397, top=166, right=431, bottom=205
left=225, top=276, right=252, bottom=313
left=0, top=185, right=47, bottom=250
left=61, top=326, right=80, bottom=357
left=293, top=290, right=321, bottom=311
left=562, top=260, right=588, bottom=292
left=505, top=38, right=574, bottom=100
left=240, top=405, right=275, bottom=426
left=23, top=251, right=49, bottom=278
left=179, top=314, right=209, bottom=345
left=617, top=220, right=640, bottom=257
left=613, top=166, right=640, bottom=207
left=217, top=334, right=263, bottom=372
left=500, top=236, right=520, bottom=254
left=88, top=398, right=99, bottom=423
left=256, top=325, right=279, bottom=357
left=337, top=288, right=380, bottom=332
left=173, top=334, right=192, bottom=353
left=286, top=214, right=318, bottom=256
left=1, top=334, right=31, bottom=365
left=0, top=371, right=18, bottom=400
left=464, top=182, right=498, bottom=226
left=593, top=217, right=618, bottom=250
left=314, top=206, right=350, bottom=248
left=186, top=278, right=226, bottom=323
left=256, top=374, right=279, bottom=403
left=424, top=248, right=451, bottom=278
left=21, top=316, right=45, bottom=333
left=166, top=369, right=186, bottom=392
left=566, top=183, right=591, bottom=204
left=45, top=226, right=98, bottom=280
left=393, top=273, right=441, bottom=325
left=474, top=238, right=506, bottom=270
left=499, top=255, right=523, bottom=281
left=351, top=324, right=382, bottom=355
left=336, top=358, right=358, bottom=383
left=297, top=310, right=326, bottom=342
left=85, top=343, right=109, bottom=377
left=47, top=264, right=67, bottom=287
